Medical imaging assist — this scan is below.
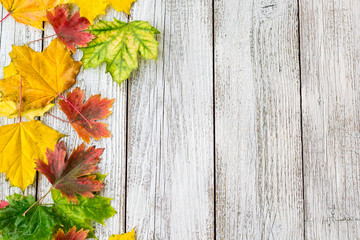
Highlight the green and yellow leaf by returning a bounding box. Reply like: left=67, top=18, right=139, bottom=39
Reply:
left=81, top=19, right=159, bottom=85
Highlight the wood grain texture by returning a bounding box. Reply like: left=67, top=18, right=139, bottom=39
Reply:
left=126, top=0, right=214, bottom=239
left=37, top=8, right=128, bottom=239
left=215, top=0, right=303, bottom=239
left=300, top=0, right=360, bottom=239
left=0, top=0, right=359, bottom=239
left=0, top=8, right=43, bottom=199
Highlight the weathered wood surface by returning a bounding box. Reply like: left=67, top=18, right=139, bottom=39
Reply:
left=215, top=0, right=303, bottom=239
left=300, top=0, right=360, bottom=239
left=126, top=1, right=214, bottom=239
left=1, top=0, right=360, bottom=239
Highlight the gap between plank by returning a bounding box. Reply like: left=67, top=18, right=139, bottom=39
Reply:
left=212, top=0, right=217, bottom=239
left=124, top=13, right=131, bottom=233
left=297, top=0, right=306, bottom=239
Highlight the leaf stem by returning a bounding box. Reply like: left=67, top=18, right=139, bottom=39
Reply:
left=0, top=12, right=10, bottom=23
left=48, top=113, right=71, bottom=124
left=26, top=34, right=57, bottom=45
left=19, top=77, right=22, bottom=123
left=23, top=187, right=53, bottom=216
left=58, top=94, right=92, bottom=128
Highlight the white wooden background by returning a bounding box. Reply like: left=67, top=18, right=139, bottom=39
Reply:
left=0, top=0, right=360, bottom=239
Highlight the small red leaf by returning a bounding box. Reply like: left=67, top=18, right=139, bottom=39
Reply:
left=35, top=141, right=104, bottom=203
left=53, top=227, right=89, bottom=240
left=59, top=87, right=114, bottom=143
left=0, top=200, right=8, bottom=209
left=47, top=6, right=95, bottom=52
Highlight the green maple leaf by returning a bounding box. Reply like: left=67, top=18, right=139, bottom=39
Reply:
left=81, top=19, right=160, bottom=85
left=0, top=194, right=59, bottom=240
left=51, top=189, right=116, bottom=239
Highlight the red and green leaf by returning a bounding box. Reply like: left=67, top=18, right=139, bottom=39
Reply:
left=35, top=141, right=104, bottom=203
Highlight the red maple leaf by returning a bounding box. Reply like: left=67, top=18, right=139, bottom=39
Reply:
left=0, top=200, right=8, bottom=209
left=53, top=227, right=89, bottom=240
left=35, top=141, right=104, bottom=203
left=59, top=87, right=114, bottom=143
left=47, top=6, right=95, bottom=52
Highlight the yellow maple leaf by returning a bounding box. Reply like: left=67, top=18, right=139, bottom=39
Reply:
left=107, top=0, right=136, bottom=15
left=67, top=0, right=136, bottom=23
left=11, top=104, right=55, bottom=119
left=0, top=62, right=55, bottom=120
left=3, top=61, right=17, bottom=78
left=0, top=100, right=54, bottom=119
left=109, top=229, right=136, bottom=240
left=0, top=39, right=81, bottom=115
left=0, top=0, right=64, bottom=29
left=0, top=100, right=16, bottom=116
left=0, top=120, right=64, bottom=190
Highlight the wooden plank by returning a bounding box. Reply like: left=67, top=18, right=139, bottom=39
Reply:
left=215, top=0, right=303, bottom=239
left=37, top=9, right=128, bottom=239
left=300, top=0, right=360, bottom=239
left=0, top=8, right=43, bottom=198
left=126, top=0, right=214, bottom=239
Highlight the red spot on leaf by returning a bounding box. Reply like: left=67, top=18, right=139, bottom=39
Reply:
left=0, top=200, right=8, bottom=209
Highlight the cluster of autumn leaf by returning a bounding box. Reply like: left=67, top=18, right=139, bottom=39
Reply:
left=0, top=0, right=159, bottom=239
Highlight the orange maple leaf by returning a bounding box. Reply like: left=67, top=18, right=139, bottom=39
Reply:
left=53, top=227, right=89, bottom=240
left=59, top=88, right=114, bottom=143
left=0, top=39, right=81, bottom=114
left=0, top=0, right=64, bottom=29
